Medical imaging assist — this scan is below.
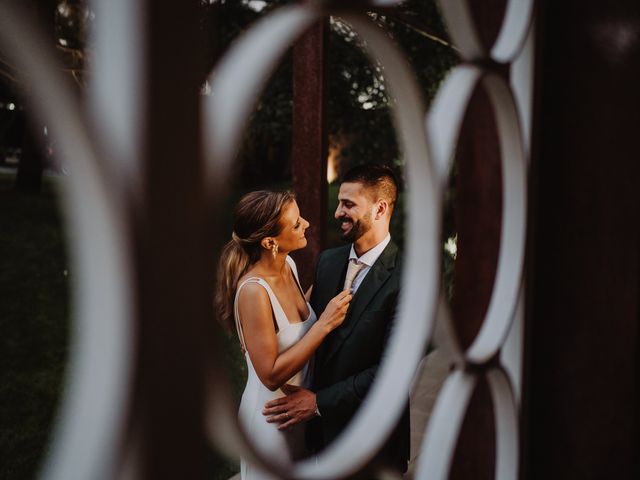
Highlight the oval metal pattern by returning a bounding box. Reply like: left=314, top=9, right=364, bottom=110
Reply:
left=0, top=0, right=534, bottom=477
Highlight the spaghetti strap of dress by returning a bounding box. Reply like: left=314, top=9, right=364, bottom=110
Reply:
left=234, top=277, right=290, bottom=352
left=234, top=278, right=261, bottom=353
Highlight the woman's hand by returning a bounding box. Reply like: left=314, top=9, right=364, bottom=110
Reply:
left=318, top=289, right=352, bottom=332
left=238, top=285, right=350, bottom=391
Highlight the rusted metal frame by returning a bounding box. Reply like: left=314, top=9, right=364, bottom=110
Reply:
left=291, top=19, right=328, bottom=290
left=449, top=82, right=502, bottom=480
left=130, top=1, right=209, bottom=478
left=448, top=1, right=508, bottom=478
left=522, top=0, right=640, bottom=478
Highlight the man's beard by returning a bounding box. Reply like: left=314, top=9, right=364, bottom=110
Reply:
left=339, top=212, right=372, bottom=243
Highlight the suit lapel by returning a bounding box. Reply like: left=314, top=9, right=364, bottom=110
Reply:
left=314, top=247, right=350, bottom=364
left=320, top=241, right=398, bottom=367
left=314, top=246, right=349, bottom=313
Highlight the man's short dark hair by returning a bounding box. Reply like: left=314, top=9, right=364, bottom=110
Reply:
left=341, top=163, right=399, bottom=210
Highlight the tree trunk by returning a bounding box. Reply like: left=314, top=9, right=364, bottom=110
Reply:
left=15, top=122, right=44, bottom=192
left=15, top=0, right=56, bottom=192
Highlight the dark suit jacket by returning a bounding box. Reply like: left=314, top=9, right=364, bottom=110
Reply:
left=308, top=240, right=410, bottom=474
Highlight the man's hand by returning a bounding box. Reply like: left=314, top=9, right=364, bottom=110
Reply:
left=263, top=384, right=317, bottom=430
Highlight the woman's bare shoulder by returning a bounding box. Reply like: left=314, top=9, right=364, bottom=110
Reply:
left=237, top=278, right=270, bottom=309
left=237, top=279, right=274, bottom=331
left=237, top=276, right=265, bottom=295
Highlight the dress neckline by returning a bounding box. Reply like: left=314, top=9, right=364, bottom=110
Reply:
left=239, top=261, right=311, bottom=326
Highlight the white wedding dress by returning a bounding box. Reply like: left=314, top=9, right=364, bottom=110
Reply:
left=234, top=256, right=317, bottom=480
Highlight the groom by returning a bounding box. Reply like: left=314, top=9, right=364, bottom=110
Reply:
left=263, top=163, right=410, bottom=474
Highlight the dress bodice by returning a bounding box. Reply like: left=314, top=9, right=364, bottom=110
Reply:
left=234, top=256, right=317, bottom=365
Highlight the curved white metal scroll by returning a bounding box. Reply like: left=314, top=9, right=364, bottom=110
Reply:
left=427, top=66, right=527, bottom=364
left=492, top=0, right=535, bottom=63
left=487, top=368, right=519, bottom=479
left=89, top=0, right=146, bottom=195
left=0, top=4, right=134, bottom=480
left=414, top=367, right=519, bottom=480
left=0, top=0, right=534, bottom=477
left=414, top=369, right=477, bottom=479
left=465, top=73, right=526, bottom=363
left=419, top=1, right=532, bottom=477
left=437, top=0, right=534, bottom=63
left=202, top=5, right=440, bottom=478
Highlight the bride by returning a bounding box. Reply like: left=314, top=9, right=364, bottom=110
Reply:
left=215, top=190, right=352, bottom=479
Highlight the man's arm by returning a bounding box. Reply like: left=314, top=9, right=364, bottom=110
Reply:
left=264, top=315, right=394, bottom=429
left=262, top=363, right=380, bottom=429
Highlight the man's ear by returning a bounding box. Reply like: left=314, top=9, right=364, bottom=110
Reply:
left=375, top=200, right=388, bottom=220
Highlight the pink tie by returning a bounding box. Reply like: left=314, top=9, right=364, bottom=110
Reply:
left=343, top=259, right=365, bottom=291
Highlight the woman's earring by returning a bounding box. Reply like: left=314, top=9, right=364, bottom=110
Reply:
left=271, top=243, right=278, bottom=259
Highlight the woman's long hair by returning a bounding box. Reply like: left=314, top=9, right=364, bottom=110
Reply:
left=215, top=190, right=295, bottom=333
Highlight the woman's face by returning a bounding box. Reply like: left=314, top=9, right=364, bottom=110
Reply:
left=274, top=200, right=309, bottom=253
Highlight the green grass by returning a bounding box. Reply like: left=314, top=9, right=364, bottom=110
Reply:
left=0, top=172, right=245, bottom=479
left=0, top=173, right=70, bottom=480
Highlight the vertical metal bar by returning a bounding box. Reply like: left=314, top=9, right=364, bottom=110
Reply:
left=523, top=1, right=640, bottom=478
left=449, top=84, right=502, bottom=480
left=451, top=86, right=504, bottom=351
left=449, top=3, right=507, bottom=477
left=130, top=1, right=208, bottom=478
left=16, top=123, right=44, bottom=192
left=467, top=0, right=508, bottom=50
left=15, top=0, right=56, bottom=192
left=291, top=20, right=328, bottom=290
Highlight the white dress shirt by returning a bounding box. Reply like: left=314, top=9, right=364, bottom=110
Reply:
left=347, top=233, right=391, bottom=293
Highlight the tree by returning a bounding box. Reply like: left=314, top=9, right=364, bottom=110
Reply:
left=199, top=0, right=458, bottom=187
left=0, top=0, right=90, bottom=192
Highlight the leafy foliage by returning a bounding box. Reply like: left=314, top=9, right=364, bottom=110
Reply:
left=199, top=0, right=459, bottom=185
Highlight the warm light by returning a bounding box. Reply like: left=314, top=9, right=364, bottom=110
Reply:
left=246, top=0, right=267, bottom=12
left=327, top=142, right=341, bottom=183
left=444, top=235, right=457, bottom=259
left=327, top=137, right=349, bottom=183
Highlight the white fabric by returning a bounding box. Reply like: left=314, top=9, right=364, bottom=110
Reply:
left=234, top=256, right=317, bottom=480
left=347, top=233, right=391, bottom=293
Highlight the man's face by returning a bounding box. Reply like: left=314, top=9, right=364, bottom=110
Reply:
left=335, top=182, right=374, bottom=242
